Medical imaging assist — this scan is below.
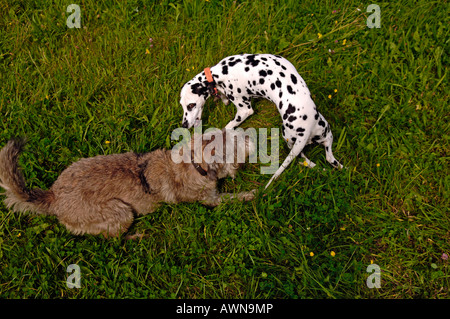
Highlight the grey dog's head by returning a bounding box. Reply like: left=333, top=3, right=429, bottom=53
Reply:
left=186, top=128, right=255, bottom=180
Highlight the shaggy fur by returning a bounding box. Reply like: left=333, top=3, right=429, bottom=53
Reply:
left=0, top=130, right=255, bottom=238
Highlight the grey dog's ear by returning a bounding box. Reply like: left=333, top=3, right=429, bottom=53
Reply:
left=207, top=164, right=218, bottom=181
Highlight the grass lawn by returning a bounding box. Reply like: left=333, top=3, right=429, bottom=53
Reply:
left=0, top=0, right=448, bottom=298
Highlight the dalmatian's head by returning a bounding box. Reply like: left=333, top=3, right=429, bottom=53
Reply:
left=180, top=80, right=210, bottom=128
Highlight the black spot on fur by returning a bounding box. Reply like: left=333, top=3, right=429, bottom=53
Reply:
left=245, top=67, right=250, bottom=72
left=245, top=54, right=260, bottom=67
left=279, top=101, right=283, bottom=109
left=318, top=120, right=325, bottom=127
left=227, top=94, right=235, bottom=101
left=303, top=115, right=308, bottom=120
left=237, top=88, right=242, bottom=93
left=222, top=65, right=228, bottom=75
left=287, top=85, right=296, bottom=95
left=290, top=74, right=297, bottom=84
left=288, top=116, right=297, bottom=122
left=259, top=78, right=265, bottom=85
left=270, top=83, right=276, bottom=90
left=275, top=80, right=282, bottom=88
left=236, top=116, right=241, bottom=122
left=279, top=72, right=285, bottom=77
left=228, top=59, right=242, bottom=67
left=191, top=83, right=208, bottom=97
left=229, top=84, right=233, bottom=90
left=267, top=70, right=273, bottom=75
left=296, top=127, right=305, bottom=132
left=286, top=104, right=296, bottom=115
left=259, top=70, right=267, bottom=77
left=315, top=113, right=319, bottom=120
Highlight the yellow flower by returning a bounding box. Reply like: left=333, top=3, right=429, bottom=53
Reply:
left=376, top=163, right=380, bottom=167
left=145, top=48, right=150, bottom=54
left=340, top=227, right=346, bottom=231
left=105, top=140, right=111, bottom=144
left=334, top=89, right=338, bottom=93
left=342, top=39, right=347, bottom=45
left=309, top=252, right=314, bottom=257
left=330, top=251, right=336, bottom=257
left=328, top=95, right=332, bottom=99
left=303, top=161, right=308, bottom=167
left=317, top=33, right=323, bottom=39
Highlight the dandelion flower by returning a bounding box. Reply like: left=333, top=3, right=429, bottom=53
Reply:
left=303, top=161, right=308, bottom=167
left=317, top=33, right=323, bottom=39
left=309, top=252, right=314, bottom=257
left=334, top=89, right=338, bottom=93
left=342, top=39, right=347, bottom=45
left=105, top=140, right=111, bottom=144
left=330, top=251, right=336, bottom=257
left=376, top=163, right=380, bottom=167
left=145, top=48, right=150, bottom=54
left=328, top=95, right=332, bottom=99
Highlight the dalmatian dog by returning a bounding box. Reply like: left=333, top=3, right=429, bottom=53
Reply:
left=180, top=53, right=343, bottom=189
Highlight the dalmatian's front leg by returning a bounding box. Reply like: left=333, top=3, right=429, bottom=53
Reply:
left=225, top=98, right=254, bottom=129
left=299, top=152, right=316, bottom=168
left=285, top=130, right=316, bottom=168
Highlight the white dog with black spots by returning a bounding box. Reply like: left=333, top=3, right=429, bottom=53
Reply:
left=180, top=53, right=343, bottom=189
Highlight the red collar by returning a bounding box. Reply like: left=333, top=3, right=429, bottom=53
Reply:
left=204, top=67, right=220, bottom=98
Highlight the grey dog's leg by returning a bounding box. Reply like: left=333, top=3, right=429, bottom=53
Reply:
left=203, top=189, right=256, bottom=206
left=218, top=189, right=256, bottom=203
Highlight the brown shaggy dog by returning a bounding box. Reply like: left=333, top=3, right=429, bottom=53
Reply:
left=0, top=129, right=256, bottom=238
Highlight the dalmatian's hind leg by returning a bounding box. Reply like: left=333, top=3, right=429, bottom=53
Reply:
left=322, top=130, right=343, bottom=169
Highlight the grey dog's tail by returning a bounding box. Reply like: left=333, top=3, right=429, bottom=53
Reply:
left=0, top=139, right=54, bottom=215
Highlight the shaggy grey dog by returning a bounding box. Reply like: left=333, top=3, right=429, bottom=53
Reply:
left=0, top=129, right=255, bottom=238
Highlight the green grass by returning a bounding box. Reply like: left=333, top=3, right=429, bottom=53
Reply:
left=0, top=0, right=448, bottom=298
